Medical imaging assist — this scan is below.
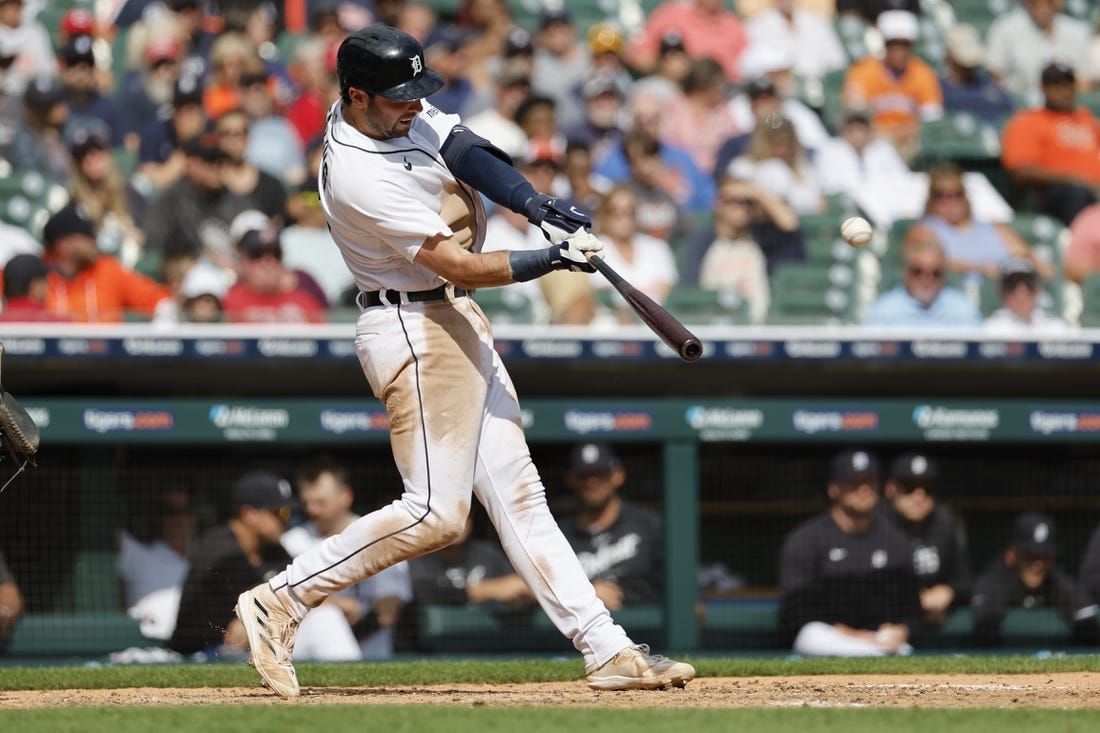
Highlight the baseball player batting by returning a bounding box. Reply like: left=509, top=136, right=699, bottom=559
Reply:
left=235, top=25, right=695, bottom=697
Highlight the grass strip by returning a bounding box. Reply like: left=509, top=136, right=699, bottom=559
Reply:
left=4, top=654, right=1100, bottom=691
left=2, top=705, right=1100, bottom=733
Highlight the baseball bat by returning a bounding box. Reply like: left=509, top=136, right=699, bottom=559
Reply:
left=586, top=253, right=703, bottom=362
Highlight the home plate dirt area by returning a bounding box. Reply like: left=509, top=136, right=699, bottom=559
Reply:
left=3, top=673, right=1100, bottom=709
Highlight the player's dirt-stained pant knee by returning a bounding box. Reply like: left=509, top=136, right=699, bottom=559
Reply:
left=412, top=510, right=468, bottom=553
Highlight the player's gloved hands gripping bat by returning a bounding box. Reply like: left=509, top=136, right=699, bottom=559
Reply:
left=551, top=230, right=603, bottom=273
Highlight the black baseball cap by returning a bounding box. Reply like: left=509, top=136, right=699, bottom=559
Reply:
left=569, top=442, right=621, bottom=474
left=174, top=73, right=204, bottom=107
left=238, top=228, right=283, bottom=259
left=231, top=470, right=295, bottom=513
left=43, top=201, right=96, bottom=246
left=66, top=120, right=111, bottom=159
left=540, top=8, right=572, bottom=29
left=747, top=76, right=777, bottom=99
left=61, top=35, right=95, bottom=66
left=503, top=27, right=534, bottom=57
left=889, top=452, right=938, bottom=492
left=1041, top=61, right=1075, bottom=85
left=1012, top=511, right=1057, bottom=557
left=829, top=448, right=880, bottom=484
left=183, top=132, right=226, bottom=162
left=3, top=254, right=49, bottom=297
left=659, top=30, right=686, bottom=55
left=23, top=75, right=65, bottom=111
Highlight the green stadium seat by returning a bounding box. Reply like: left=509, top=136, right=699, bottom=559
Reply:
left=914, top=16, right=946, bottom=70
left=834, top=15, right=870, bottom=62
left=1062, top=0, right=1097, bottom=22
left=533, top=604, right=663, bottom=646
left=917, top=113, right=1002, bottom=168
left=7, top=612, right=147, bottom=657
left=1077, top=88, right=1100, bottom=120
left=0, top=170, right=59, bottom=237
left=1009, top=213, right=1066, bottom=269
left=700, top=598, right=783, bottom=649
left=415, top=605, right=557, bottom=653
left=799, top=213, right=860, bottom=265
left=38, top=0, right=87, bottom=52
left=664, top=286, right=752, bottom=326
left=819, top=69, right=849, bottom=135
left=767, top=262, right=859, bottom=324
left=1077, top=273, right=1100, bottom=326
left=950, top=0, right=997, bottom=33
left=275, top=31, right=306, bottom=63
left=938, top=607, right=1071, bottom=641
left=58, top=550, right=122, bottom=614
left=472, top=287, right=539, bottom=325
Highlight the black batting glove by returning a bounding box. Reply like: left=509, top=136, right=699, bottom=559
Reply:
left=524, top=194, right=592, bottom=244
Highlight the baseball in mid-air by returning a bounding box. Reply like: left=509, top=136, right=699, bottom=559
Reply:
left=840, top=216, right=873, bottom=248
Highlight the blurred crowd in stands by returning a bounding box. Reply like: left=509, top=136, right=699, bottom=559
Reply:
left=4, top=0, right=1100, bottom=329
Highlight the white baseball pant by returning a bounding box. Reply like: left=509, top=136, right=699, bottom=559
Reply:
left=268, top=291, right=632, bottom=672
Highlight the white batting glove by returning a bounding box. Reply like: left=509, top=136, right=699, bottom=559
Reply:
left=553, top=230, right=603, bottom=273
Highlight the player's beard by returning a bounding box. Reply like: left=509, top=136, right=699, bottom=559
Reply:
left=362, top=97, right=417, bottom=139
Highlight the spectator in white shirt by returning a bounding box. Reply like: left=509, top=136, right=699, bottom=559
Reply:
left=984, top=258, right=1070, bottom=334
left=745, top=0, right=847, bottom=84
left=986, top=0, right=1093, bottom=107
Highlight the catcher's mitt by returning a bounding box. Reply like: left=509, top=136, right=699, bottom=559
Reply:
left=0, top=389, right=38, bottom=493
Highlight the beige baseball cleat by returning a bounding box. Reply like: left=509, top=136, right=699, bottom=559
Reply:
left=586, top=644, right=696, bottom=690
left=235, top=583, right=301, bottom=698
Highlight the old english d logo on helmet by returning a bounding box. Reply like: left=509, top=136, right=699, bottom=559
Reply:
left=337, top=25, right=445, bottom=102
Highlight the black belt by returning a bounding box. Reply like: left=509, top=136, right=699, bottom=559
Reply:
left=357, top=284, right=468, bottom=309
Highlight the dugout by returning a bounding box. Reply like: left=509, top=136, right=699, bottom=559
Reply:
left=2, top=326, right=1100, bottom=661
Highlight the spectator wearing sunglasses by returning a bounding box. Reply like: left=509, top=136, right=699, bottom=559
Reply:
left=863, top=235, right=982, bottom=328
left=905, top=163, right=1048, bottom=284
left=222, top=227, right=327, bottom=324
left=880, top=453, right=972, bottom=629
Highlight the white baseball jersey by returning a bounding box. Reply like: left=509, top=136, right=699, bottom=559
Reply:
left=318, top=100, right=487, bottom=292
left=268, top=98, right=634, bottom=674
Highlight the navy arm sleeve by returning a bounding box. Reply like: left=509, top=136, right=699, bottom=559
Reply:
left=440, top=126, right=539, bottom=216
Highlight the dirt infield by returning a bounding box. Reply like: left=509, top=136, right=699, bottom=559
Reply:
left=3, top=673, right=1100, bottom=709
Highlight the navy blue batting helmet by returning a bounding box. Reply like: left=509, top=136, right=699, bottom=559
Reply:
left=337, top=25, right=445, bottom=102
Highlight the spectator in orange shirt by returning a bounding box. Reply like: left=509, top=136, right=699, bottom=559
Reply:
left=1001, top=61, right=1100, bottom=226
left=41, top=202, right=171, bottom=323
left=843, top=10, right=942, bottom=163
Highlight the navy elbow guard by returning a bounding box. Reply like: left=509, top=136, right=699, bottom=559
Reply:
left=440, top=125, right=513, bottom=168
left=440, top=126, right=538, bottom=212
